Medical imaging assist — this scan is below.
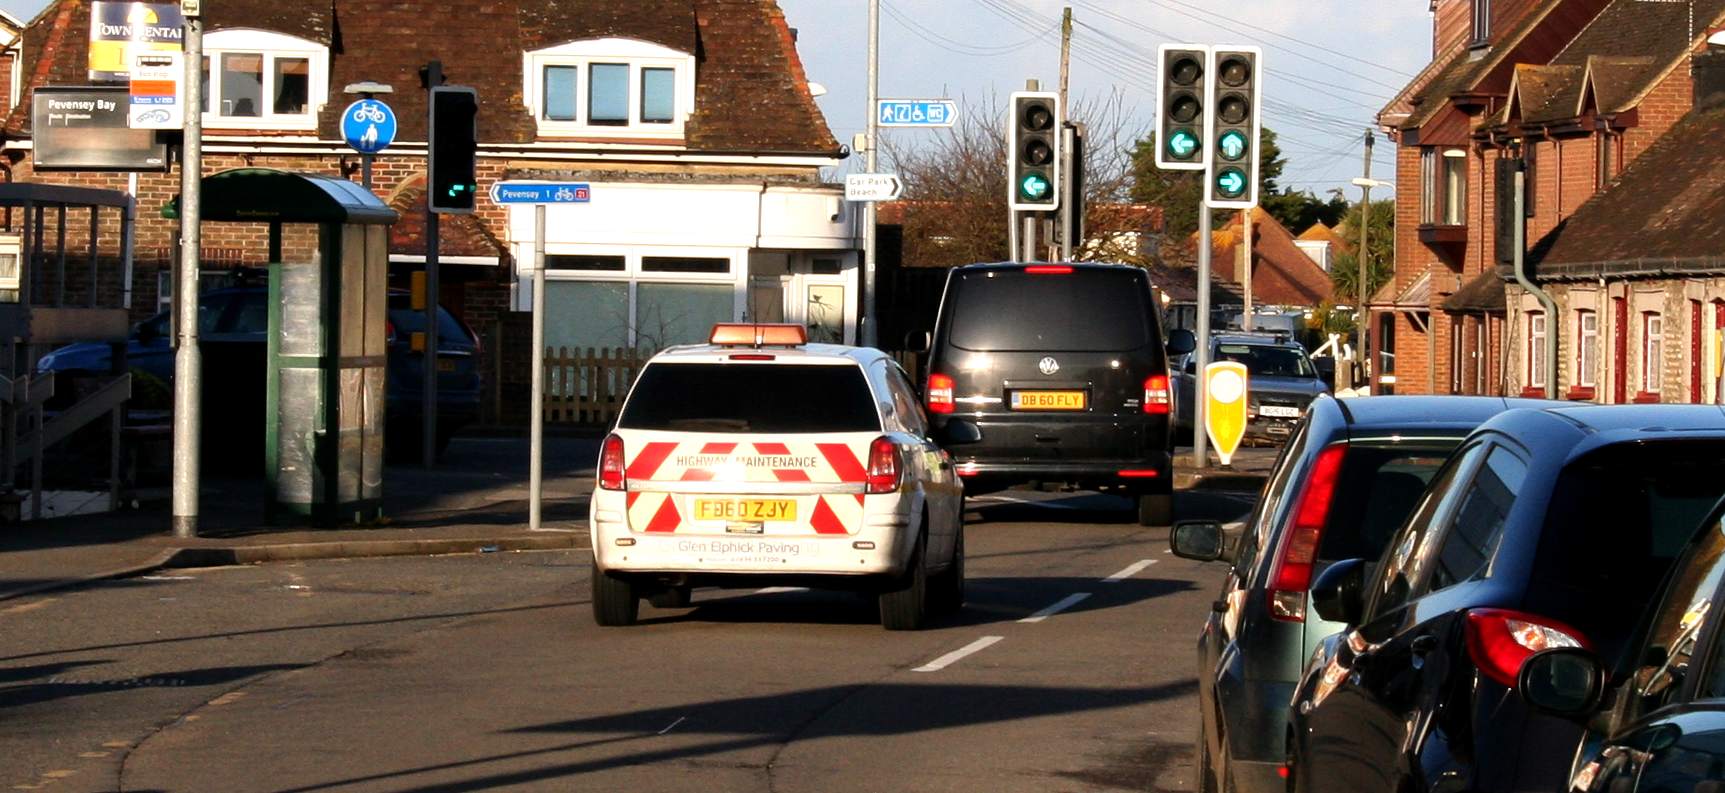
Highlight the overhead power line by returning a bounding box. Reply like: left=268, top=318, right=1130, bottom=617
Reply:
left=881, top=0, right=1057, bottom=56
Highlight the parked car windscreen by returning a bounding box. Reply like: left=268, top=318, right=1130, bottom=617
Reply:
left=1216, top=343, right=1317, bottom=378
left=619, top=362, right=881, bottom=433
left=388, top=299, right=475, bottom=343
left=1317, top=444, right=1456, bottom=562
left=946, top=269, right=1151, bottom=352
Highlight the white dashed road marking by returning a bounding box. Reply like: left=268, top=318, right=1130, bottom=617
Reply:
left=1019, top=592, right=1092, bottom=623
left=914, top=636, right=1005, bottom=672
left=1104, top=559, right=1157, bottom=583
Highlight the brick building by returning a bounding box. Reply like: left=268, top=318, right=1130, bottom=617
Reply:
left=0, top=0, right=852, bottom=423
left=1375, top=0, right=1722, bottom=396
left=1504, top=48, right=1725, bottom=403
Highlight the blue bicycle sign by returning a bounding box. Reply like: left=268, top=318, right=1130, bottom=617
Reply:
left=342, top=99, right=397, bottom=155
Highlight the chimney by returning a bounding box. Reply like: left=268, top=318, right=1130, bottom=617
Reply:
left=1694, top=45, right=1725, bottom=112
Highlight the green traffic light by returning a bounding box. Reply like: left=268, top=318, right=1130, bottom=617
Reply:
left=1166, top=129, right=1199, bottom=160
left=1217, top=129, right=1249, bottom=161
left=1215, top=167, right=1247, bottom=199
left=1019, top=173, right=1052, bottom=201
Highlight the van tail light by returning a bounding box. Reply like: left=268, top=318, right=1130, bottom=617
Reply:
left=866, top=436, right=902, bottom=494
left=1267, top=443, right=1348, bottom=622
left=926, top=372, right=956, bottom=415
left=1143, top=374, right=1172, bottom=415
left=1465, top=608, right=1589, bottom=688
left=599, top=434, right=627, bottom=491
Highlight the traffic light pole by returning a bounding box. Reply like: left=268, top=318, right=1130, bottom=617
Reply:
left=172, top=11, right=204, bottom=538
left=861, top=0, right=879, bottom=348
left=1194, top=204, right=1213, bottom=468
left=1022, top=215, right=1037, bottom=262
left=422, top=60, right=442, bottom=468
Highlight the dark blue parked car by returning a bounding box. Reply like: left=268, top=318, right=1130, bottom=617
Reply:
left=38, top=286, right=482, bottom=453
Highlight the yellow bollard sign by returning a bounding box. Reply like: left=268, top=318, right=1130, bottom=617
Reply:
left=1205, top=361, right=1249, bottom=466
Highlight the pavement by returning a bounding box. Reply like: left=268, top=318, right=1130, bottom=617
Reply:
left=0, top=433, right=602, bottom=603
left=0, top=434, right=1275, bottom=605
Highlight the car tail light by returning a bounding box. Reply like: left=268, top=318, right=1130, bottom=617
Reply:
left=866, top=436, right=902, bottom=494
left=599, top=434, right=627, bottom=491
left=1143, top=374, right=1172, bottom=414
left=1024, top=265, right=1073, bottom=274
left=385, top=319, right=397, bottom=345
left=1267, top=443, right=1348, bottom=622
left=1465, top=608, right=1589, bottom=687
left=926, top=372, right=955, bottom=415
left=729, top=353, right=776, bottom=361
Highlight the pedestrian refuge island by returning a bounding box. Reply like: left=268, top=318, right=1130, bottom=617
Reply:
left=167, top=168, right=397, bottom=526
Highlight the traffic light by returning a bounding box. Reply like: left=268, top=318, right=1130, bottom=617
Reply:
left=1156, top=44, right=1210, bottom=171
left=1008, top=91, right=1060, bottom=211
left=1206, top=47, right=1262, bottom=208
left=428, top=86, right=478, bottom=214
left=1062, top=122, right=1086, bottom=248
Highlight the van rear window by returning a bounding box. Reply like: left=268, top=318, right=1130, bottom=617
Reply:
left=946, top=269, right=1152, bottom=352
left=619, top=362, right=881, bottom=433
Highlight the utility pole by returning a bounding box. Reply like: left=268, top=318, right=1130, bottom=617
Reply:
left=171, top=8, right=204, bottom=539
left=1358, top=129, right=1374, bottom=390
left=1241, top=209, right=1253, bottom=330
left=862, top=0, right=879, bottom=347
left=1057, top=8, right=1073, bottom=263
left=1059, top=8, right=1072, bottom=115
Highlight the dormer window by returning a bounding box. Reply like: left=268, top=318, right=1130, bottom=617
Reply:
left=200, top=29, right=328, bottom=131
left=524, top=38, right=695, bottom=139
left=1471, top=0, right=1491, bottom=46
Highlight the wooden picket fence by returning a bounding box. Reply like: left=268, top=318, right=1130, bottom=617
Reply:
left=543, top=346, right=647, bottom=425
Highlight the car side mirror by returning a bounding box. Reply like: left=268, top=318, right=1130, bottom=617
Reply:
left=906, top=331, right=932, bottom=354
left=1517, top=648, right=1607, bottom=719
left=1310, top=558, right=1366, bottom=625
left=1168, top=328, right=1196, bottom=356
left=1170, top=520, right=1226, bottom=562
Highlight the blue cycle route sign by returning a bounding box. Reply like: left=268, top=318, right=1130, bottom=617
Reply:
left=876, top=99, right=958, bottom=127
left=489, top=182, right=592, bottom=205
left=342, top=99, right=397, bottom=155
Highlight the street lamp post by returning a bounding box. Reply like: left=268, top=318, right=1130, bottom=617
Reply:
left=1351, top=175, right=1392, bottom=392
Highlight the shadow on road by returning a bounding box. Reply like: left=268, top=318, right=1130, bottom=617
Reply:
left=268, top=679, right=1198, bottom=793
left=0, top=663, right=307, bottom=709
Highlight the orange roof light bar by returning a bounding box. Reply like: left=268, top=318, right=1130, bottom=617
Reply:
left=709, top=323, right=808, bottom=347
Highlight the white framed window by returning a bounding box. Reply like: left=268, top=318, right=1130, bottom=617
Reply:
left=200, top=29, right=328, bottom=131
left=1528, top=312, right=1547, bottom=389
left=1576, top=309, right=1597, bottom=388
left=1643, top=312, right=1664, bottom=392
left=523, top=38, right=695, bottom=140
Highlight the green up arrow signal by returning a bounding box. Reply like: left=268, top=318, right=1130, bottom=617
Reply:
left=1020, top=172, right=1052, bottom=201
left=1216, top=168, right=1247, bottom=199
left=1218, top=129, right=1248, bottom=161
left=1167, top=129, right=1199, bottom=160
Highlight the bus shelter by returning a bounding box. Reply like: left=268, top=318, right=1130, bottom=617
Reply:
left=168, top=168, right=397, bottom=525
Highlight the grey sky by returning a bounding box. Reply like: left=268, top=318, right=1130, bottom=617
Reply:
left=783, top=0, right=1428, bottom=196
left=0, top=0, right=1425, bottom=194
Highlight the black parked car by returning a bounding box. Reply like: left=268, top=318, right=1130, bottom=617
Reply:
left=38, top=286, right=482, bottom=454
left=918, top=262, right=1195, bottom=525
left=1514, top=489, right=1725, bottom=793
left=1285, top=404, right=1725, bottom=793
left=1171, top=395, right=1559, bottom=793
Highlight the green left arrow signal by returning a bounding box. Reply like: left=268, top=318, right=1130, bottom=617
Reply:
left=1166, top=129, right=1199, bottom=160
left=1215, top=167, right=1247, bottom=199
left=1020, top=173, right=1052, bottom=201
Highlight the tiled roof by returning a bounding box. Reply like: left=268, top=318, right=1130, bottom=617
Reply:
left=5, top=0, right=839, bottom=155
left=1371, top=270, right=1432, bottom=309
left=1400, top=0, right=1614, bottom=131
left=1443, top=267, right=1509, bottom=312
left=1202, top=208, right=1334, bottom=308
left=1530, top=101, right=1725, bottom=274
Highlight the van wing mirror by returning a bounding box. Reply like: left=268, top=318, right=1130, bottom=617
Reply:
left=1168, top=328, right=1197, bottom=356
left=1517, top=648, right=1607, bottom=719
left=1310, top=558, right=1366, bottom=625
left=1170, top=520, right=1226, bottom=562
left=905, top=331, right=932, bottom=354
